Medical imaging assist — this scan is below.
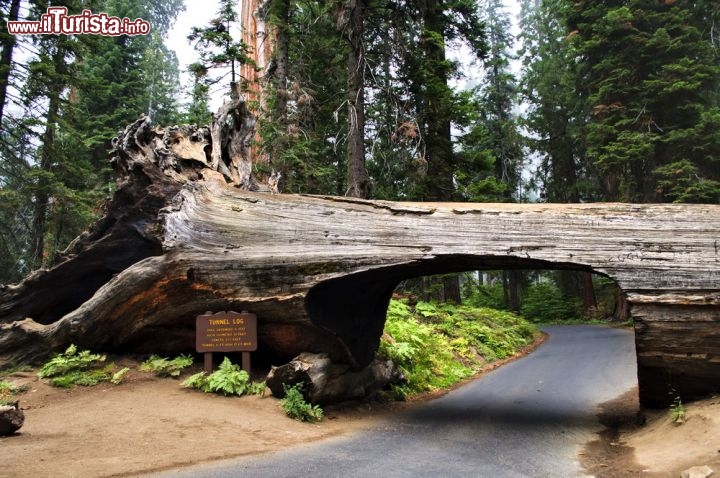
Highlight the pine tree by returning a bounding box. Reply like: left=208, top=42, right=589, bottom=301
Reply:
left=341, top=0, right=371, bottom=198
left=460, top=0, right=523, bottom=202
left=254, top=0, right=347, bottom=195
left=0, top=0, right=185, bottom=278
left=569, top=0, right=720, bottom=203
left=188, top=0, right=251, bottom=95
left=140, top=30, right=182, bottom=125
left=519, top=0, right=597, bottom=203
left=0, top=0, right=21, bottom=124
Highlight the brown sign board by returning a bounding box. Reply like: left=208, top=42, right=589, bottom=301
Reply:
left=196, top=311, right=257, bottom=353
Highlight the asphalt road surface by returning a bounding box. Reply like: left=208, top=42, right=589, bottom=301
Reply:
left=154, top=325, right=638, bottom=478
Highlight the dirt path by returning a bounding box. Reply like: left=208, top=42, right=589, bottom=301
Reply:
left=0, top=366, right=388, bottom=478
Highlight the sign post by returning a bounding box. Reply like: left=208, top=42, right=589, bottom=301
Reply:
left=196, top=311, right=257, bottom=373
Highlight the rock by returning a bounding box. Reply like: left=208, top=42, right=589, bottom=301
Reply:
left=681, top=465, right=714, bottom=478
left=0, top=401, right=25, bottom=436
left=267, top=352, right=404, bottom=405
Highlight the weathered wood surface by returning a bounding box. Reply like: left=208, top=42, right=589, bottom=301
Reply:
left=1, top=117, right=719, bottom=406
left=266, top=352, right=404, bottom=405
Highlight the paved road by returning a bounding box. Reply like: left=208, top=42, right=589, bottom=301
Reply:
left=154, top=325, right=638, bottom=478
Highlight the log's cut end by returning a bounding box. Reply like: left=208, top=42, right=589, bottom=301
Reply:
left=633, top=301, right=720, bottom=407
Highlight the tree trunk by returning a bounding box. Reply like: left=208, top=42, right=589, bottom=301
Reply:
left=614, top=288, right=629, bottom=322
left=345, top=0, right=370, bottom=198
left=582, top=271, right=597, bottom=313
left=418, top=0, right=454, bottom=202
left=503, top=270, right=523, bottom=312
left=442, top=274, right=461, bottom=304
left=273, top=0, right=289, bottom=132
left=31, top=48, right=66, bottom=269
left=0, top=0, right=20, bottom=125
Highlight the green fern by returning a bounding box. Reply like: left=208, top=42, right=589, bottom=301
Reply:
left=280, top=383, right=323, bottom=422
left=182, top=371, right=208, bottom=390
left=204, top=358, right=249, bottom=395
left=38, top=344, right=106, bottom=378
left=37, top=344, right=116, bottom=388
left=182, top=358, right=264, bottom=397
left=139, top=354, right=194, bottom=377
left=111, top=367, right=130, bottom=385
left=379, top=299, right=538, bottom=399
left=670, top=396, right=686, bottom=424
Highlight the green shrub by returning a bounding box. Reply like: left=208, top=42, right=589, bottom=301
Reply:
left=139, top=354, right=194, bottom=377
left=520, top=282, right=582, bottom=323
left=465, top=283, right=506, bottom=310
left=38, top=344, right=116, bottom=388
left=182, top=357, right=265, bottom=396
left=0, top=379, right=29, bottom=398
left=379, top=299, right=538, bottom=399
left=670, top=396, right=686, bottom=424
left=280, top=383, right=324, bottom=422
left=38, top=344, right=106, bottom=378
left=111, top=367, right=130, bottom=385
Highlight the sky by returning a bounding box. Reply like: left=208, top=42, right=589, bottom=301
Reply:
left=166, top=1, right=225, bottom=109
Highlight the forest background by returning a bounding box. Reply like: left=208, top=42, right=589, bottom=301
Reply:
left=1, top=0, right=718, bottom=318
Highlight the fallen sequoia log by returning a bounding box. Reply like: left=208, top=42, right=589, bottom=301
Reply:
left=266, top=353, right=404, bottom=405
left=1, top=114, right=719, bottom=406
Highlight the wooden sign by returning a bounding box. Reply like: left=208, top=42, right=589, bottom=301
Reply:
left=196, top=311, right=257, bottom=373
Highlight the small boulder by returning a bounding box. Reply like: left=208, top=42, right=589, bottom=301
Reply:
left=0, top=401, right=25, bottom=436
left=681, top=465, right=714, bottom=478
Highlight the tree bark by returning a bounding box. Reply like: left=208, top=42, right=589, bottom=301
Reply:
left=582, top=271, right=597, bottom=313
left=345, top=0, right=370, bottom=198
left=0, top=0, right=20, bottom=125
left=31, top=47, right=66, bottom=269
left=273, top=0, right=289, bottom=132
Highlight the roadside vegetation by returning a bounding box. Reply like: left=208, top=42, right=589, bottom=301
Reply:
left=379, top=298, right=539, bottom=399
left=139, top=354, right=194, bottom=377
left=280, top=383, right=324, bottom=422
left=37, top=344, right=122, bottom=388
left=182, top=357, right=266, bottom=397
left=460, top=271, right=624, bottom=324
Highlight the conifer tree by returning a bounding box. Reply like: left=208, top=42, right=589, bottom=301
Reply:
left=188, top=0, right=251, bottom=95
left=568, top=0, right=720, bottom=202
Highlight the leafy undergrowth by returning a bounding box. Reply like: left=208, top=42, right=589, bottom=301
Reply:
left=0, top=379, right=30, bottom=404
left=182, top=357, right=266, bottom=397
left=38, top=344, right=121, bottom=388
left=379, top=299, right=539, bottom=399
left=139, top=354, right=194, bottom=377
left=280, top=383, right=324, bottom=422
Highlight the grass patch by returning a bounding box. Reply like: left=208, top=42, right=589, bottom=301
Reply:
left=0, top=379, right=29, bottom=399
left=379, top=299, right=539, bottom=399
